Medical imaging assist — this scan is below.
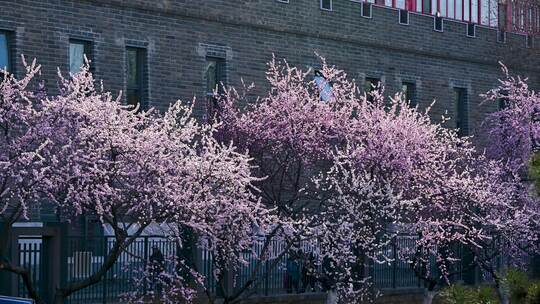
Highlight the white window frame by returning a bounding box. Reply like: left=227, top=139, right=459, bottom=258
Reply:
left=361, top=2, right=373, bottom=18
left=0, top=30, right=12, bottom=73
left=497, top=30, right=506, bottom=43
left=434, top=15, right=444, bottom=32
left=69, top=39, right=92, bottom=74
left=399, top=9, right=410, bottom=25
left=526, top=35, right=534, bottom=48
left=320, top=0, right=333, bottom=11
left=466, top=23, right=476, bottom=38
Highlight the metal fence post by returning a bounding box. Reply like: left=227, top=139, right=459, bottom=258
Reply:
left=264, top=259, right=269, bottom=296
left=102, top=236, right=107, bottom=304
left=60, top=225, right=68, bottom=304
left=40, top=238, right=49, bottom=301
left=392, top=238, right=397, bottom=289
left=143, top=236, right=149, bottom=296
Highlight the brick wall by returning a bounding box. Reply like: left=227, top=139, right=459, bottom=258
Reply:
left=1, top=0, right=538, bottom=133
left=193, top=289, right=443, bottom=304
left=1, top=1, right=536, bottom=299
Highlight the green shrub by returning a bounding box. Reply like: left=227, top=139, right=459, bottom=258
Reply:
left=440, top=270, right=538, bottom=304
left=440, top=284, right=479, bottom=304
left=526, top=282, right=540, bottom=304
left=529, top=152, right=540, bottom=196
left=440, top=284, right=501, bottom=304
left=504, top=268, right=530, bottom=303
left=475, top=285, right=500, bottom=304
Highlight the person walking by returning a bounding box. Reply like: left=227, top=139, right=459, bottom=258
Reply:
left=286, top=251, right=300, bottom=293
left=149, top=245, right=165, bottom=294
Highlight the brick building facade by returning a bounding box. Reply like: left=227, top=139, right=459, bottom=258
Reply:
left=0, top=0, right=538, bottom=227
left=1, top=0, right=539, bottom=133
left=1, top=1, right=540, bottom=301
left=2, top=0, right=539, bottom=226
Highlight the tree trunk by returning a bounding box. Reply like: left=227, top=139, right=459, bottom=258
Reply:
left=422, top=289, right=437, bottom=304
left=325, top=289, right=338, bottom=304
left=53, top=291, right=65, bottom=304
left=496, top=284, right=510, bottom=304
left=0, top=222, right=44, bottom=304
left=53, top=236, right=125, bottom=302
left=53, top=225, right=144, bottom=303
left=0, top=260, right=44, bottom=304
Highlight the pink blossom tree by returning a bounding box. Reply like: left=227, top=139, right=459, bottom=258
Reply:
left=46, top=69, right=194, bottom=303
left=4, top=54, right=537, bottom=304
left=472, top=66, right=540, bottom=304
left=483, top=64, right=540, bottom=172
left=312, top=86, right=507, bottom=304
left=125, top=116, right=277, bottom=304
left=52, top=64, right=278, bottom=304
left=217, top=57, right=525, bottom=304
left=461, top=164, right=538, bottom=304
left=0, top=60, right=271, bottom=304
left=216, top=57, right=358, bottom=302
left=0, top=58, right=51, bottom=303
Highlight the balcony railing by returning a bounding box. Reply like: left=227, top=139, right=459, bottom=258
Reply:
left=363, top=0, right=539, bottom=34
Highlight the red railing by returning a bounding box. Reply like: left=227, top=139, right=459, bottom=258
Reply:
left=364, top=0, right=540, bottom=34
left=507, top=0, right=540, bottom=33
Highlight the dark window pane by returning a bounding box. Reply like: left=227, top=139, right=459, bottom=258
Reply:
left=125, top=47, right=146, bottom=110
left=0, top=33, right=9, bottom=72
left=69, top=41, right=86, bottom=74
left=467, top=23, right=476, bottom=37
left=399, top=9, right=409, bottom=24
left=321, top=0, right=332, bottom=10
left=435, top=16, right=443, bottom=31
left=314, top=72, right=333, bottom=102
left=361, top=2, right=372, bottom=17
left=216, top=59, right=226, bottom=91
left=206, top=60, right=217, bottom=94
left=402, top=82, right=416, bottom=107
left=205, top=57, right=226, bottom=122
left=498, top=98, right=506, bottom=110
left=423, top=0, right=431, bottom=13
left=206, top=57, right=226, bottom=95
left=498, top=30, right=506, bottom=43
left=454, top=88, right=468, bottom=136
left=498, top=89, right=509, bottom=110
left=127, top=89, right=140, bottom=108
left=127, top=48, right=139, bottom=88
left=365, top=77, right=380, bottom=93
left=365, top=78, right=380, bottom=102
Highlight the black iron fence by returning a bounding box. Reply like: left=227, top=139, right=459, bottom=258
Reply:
left=63, top=236, right=180, bottom=303
left=15, top=234, right=478, bottom=303
left=17, top=237, right=44, bottom=298
left=373, top=236, right=421, bottom=289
